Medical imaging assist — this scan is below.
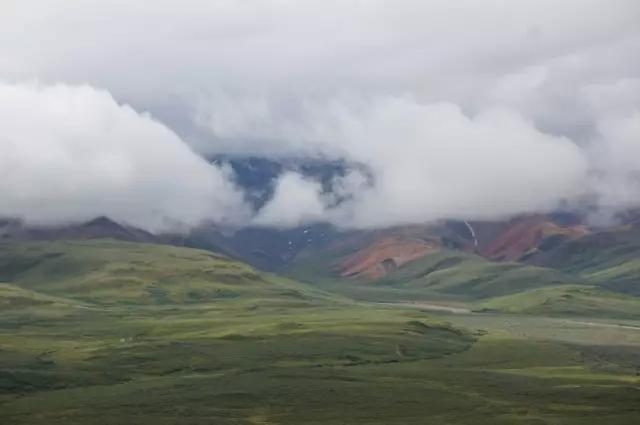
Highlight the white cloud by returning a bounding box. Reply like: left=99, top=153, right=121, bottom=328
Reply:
left=0, top=82, right=249, bottom=232
left=252, top=172, right=325, bottom=228
left=1, top=1, right=639, bottom=230
left=588, top=111, right=640, bottom=215
left=251, top=98, right=589, bottom=228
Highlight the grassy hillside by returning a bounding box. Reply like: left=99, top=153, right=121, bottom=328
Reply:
left=290, top=230, right=640, bottom=322
left=476, top=285, right=640, bottom=319
left=291, top=248, right=581, bottom=302
left=0, top=240, right=331, bottom=305
left=0, top=283, right=84, bottom=309
left=2, top=239, right=640, bottom=423
left=376, top=250, right=579, bottom=299
left=526, top=226, right=640, bottom=295
left=2, top=290, right=639, bottom=424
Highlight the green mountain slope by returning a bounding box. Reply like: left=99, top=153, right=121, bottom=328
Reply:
left=0, top=240, right=329, bottom=305
left=290, top=247, right=581, bottom=302
left=526, top=226, right=640, bottom=295
left=476, top=285, right=640, bottom=319
left=1, top=239, right=640, bottom=424
left=0, top=283, right=84, bottom=309
left=376, top=250, right=578, bottom=299
left=287, top=220, right=640, bottom=318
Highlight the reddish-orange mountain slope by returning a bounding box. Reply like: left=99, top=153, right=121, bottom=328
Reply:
left=338, top=237, right=438, bottom=280
left=479, top=216, right=589, bottom=261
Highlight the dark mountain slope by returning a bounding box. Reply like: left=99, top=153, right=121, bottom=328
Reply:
left=0, top=217, right=158, bottom=244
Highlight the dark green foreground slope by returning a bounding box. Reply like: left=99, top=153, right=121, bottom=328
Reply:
left=1, top=240, right=639, bottom=424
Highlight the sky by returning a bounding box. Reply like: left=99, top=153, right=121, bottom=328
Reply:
left=1, top=0, right=639, bottom=231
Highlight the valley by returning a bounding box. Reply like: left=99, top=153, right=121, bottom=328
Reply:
left=1, top=238, right=639, bottom=424
left=3, top=4, right=640, bottom=423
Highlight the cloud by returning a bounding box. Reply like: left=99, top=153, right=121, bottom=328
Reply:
left=1, top=1, right=639, bottom=230
left=252, top=172, right=326, bottom=228
left=246, top=98, right=590, bottom=228
left=0, top=82, right=249, bottom=232
left=587, top=111, right=640, bottom=216
left=2, top=1, right=638, bottom=138
left=248, top=88, right=640, bottom=228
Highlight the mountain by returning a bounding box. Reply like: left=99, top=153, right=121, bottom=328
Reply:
left=183, top=222, right=343, bottom=270
left=524, top=222, right=640, bottom=295
left=0, top=239, right=329, bottom=305
left=0, top=216, right=158, bottom=244
left=211, top=155, right=355, bottom=209
left=2, top=156, right=639, bottom=309
left=188, top=157, right=602, bottom=275
left=470, top=215, right=590, bottom=261
left=2, top=208, right=640, bottom=424
left=289, top=240, right=579, bottom=302
left=338, top=236, right=438, bottom=279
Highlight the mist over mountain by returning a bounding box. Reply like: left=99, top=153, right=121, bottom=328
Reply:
left=4, top=4, right=640, bottom=423
left=1, top=0, right=640, bottom=232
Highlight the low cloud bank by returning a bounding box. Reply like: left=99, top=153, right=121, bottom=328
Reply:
left=0, top=82, right=249, bottom=233
left=2, top=81, right=639, bottom=233
left=201, top=89, right=640, bottom=229
left=2, top=1, right=639, bottom=231
left=239, top=97, right=589, bottom=228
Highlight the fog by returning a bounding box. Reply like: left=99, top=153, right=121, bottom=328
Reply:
left=1, top=1, right=639, bottom=230
left=0, top=82, right=249, bottom=232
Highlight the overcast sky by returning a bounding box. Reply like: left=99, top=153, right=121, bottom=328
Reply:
left=1, top=0, right=639, bottom=231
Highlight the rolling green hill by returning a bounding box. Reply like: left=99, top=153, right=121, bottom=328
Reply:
left=288, top=223, right=640, bottom=322
left=0, top=283, right=83, bottom=309
left=0, top=240, right=331, bottom=306
left=375, top=250, right=578, bottom=299
left=476, top=285, right=640, bottom=319
left=526, top=226, right=640, bottom=295
left=290, top=247, right=582, bottom=302
left=2, top=239, right=640, bottom=424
